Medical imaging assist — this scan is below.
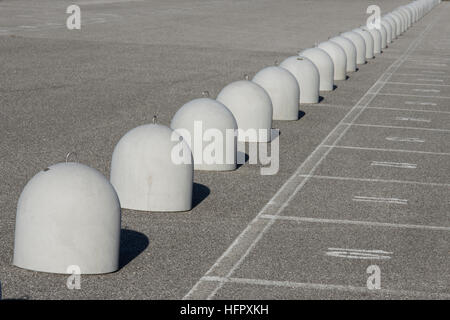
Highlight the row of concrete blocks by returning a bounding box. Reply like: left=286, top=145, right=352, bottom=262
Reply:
left=13, top=0, right=440, bottom=274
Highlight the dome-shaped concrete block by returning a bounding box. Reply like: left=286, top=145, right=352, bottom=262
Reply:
left=299, top=47, right=334, bottom=91
left=279, top=56, right=320, bottom=104
left=399, top=6, right=412, bottom=28
left=341, top=31, right=366, bottom=65
left=110, top=124, right=193, bottom=212
left=252, top=66, right=300, bottom=121
left=387, top=13, right=402, bottom=36
left=329, top=36, right=357, bottom=73
left=383, top=15, right=397, bottom=40
left=216, top=80, right=273, bottom=142
left=318, top=41, right=347, bottom=80
left=362, top=27, right=382, bottom=55
left=394, top=10, right=407, bottom=32
left=13, top=162, right=121, bottom=274
left=171, top=98, right=238, bottom=171
left=378, top=23, right=388, bottom=48
left=353, top=28, right=374, bottom=59
left=380, top=19, right=393, bottom=44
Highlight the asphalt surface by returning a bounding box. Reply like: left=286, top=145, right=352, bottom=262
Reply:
left=0, top=0, right=448, bottom=299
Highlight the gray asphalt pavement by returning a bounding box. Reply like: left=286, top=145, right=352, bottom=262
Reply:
left=0, top=0, right=448, bottom=299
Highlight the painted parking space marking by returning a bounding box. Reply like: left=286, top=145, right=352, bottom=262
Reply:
left=352, top=196, right=408, bottom=205
left=343, top=123, right=450, bottom=133
left=377, top=93, right=450, bottom=99
left=201, top=276, right=450, bottom=299
left=412, top=89, right=441, bottom=93
left=260, top=214, right=450, bottom=231
left=370, top=161, right=417, bottom=169
left=395, top=116, right=431, bottom=123
left=386, top=81, right=450, bottom=87
left=366, top=106, right=450, bottom=115
left=184, top=15, right=443, bottom=300
left=405, top=101, right=437, bottom=106
left=416, top=79, right=444, bottom=82
left=323, top=146, right=450, bottom=156
left=301, top=174, right=450, bottom=188
left=421, top=70, right=446, bottom=74
left=386, top=136, right=425, bottom=143
left=326, top=248, right=393, bottom=260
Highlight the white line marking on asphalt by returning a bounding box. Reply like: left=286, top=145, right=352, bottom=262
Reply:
left=416, top=79, right=444, bottom=82
left=412, top=89, right=441, bottom=93
left=386, top=137, right=425, bottom=143
left=421, top=70, right=446, bottom=74
left=395, top=116, right=431, bottom=123
left=370, top=161, right=417, bottom=169
left=201, top=276, right=450, bottom=299
left=377, top=93, right=450, bottom=99
left=366, top=106, right=450, bottom=114
left=326, top=248, right=393, bottom=260
left=405, top=101, right=437, bottom=106
left=394, top=73, right=450, bottom=78
left=385, top=81, right=450, bottom=87
left=322, top=145, right=450, bottom=156
left=353, top=196, right=408, bottom=205
left=301, top=175, right=450, bottom=188
left=183, top=20, right=437, bottom=300
left=259, top=214, right=450, bottom=231
left=342, top=123, right=450, bottom=133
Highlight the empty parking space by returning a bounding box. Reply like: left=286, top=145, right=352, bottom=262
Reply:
left=335, top=125, right=450, bottom=154
left=313, top=148, right=450, bottom=185
left=352, top=107, right=450, bottom=130
left=280, top=178, right=449, bottom=227
left=223, top=221, right=449, bottom=297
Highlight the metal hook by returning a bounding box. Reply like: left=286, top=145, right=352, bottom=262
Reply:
left=244, top=74, right=250, bottom=81
left=201, top=91, right=210, bottom=98
left=152, top=115, right=157, bottom=124
left=65, top=151, right=78, bottom=163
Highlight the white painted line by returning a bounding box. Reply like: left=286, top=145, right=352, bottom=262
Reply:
left=377, top=93, right=450, bottom=99
left=395, top=116, right=431, bottom=123
left=385, top=81, right=450, bottom=87
left=322, top=145, right=450, bottom=157
left=366, top=106, right=450, bottom=115
left=326, top=248, right=393, bottom=260
left=353, top=196, right=408, bottom=205
left=404, top=101, right=437, bottom=106
left=412, top=89, right=441, bottom=93
left=260, top=214, right=450, bottom=231
left=301, top=174, right=450, bottom=188
left=394, top=73, right=450, bottom=78
left=201, top=276, right=450, bottom=299
left=370, top=161, right=417, bottom=169
left=386, top=137, right=425, bottom=143
left=342, top=123, right=450, bottom=133
left=416, top=79, right=444, bottom=82
left=183, top=20, right=438, bottom=300
left=421, top=70, right=446, bottom=74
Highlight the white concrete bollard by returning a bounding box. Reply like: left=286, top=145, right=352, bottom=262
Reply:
left=299, top=47, right=335, bottom=91
left=341, top=31, right=366, bottom=65
left=217, top=80, right=273, bottom=142
left=318, top=41, right=347, bottom=80
left=110, top=124, right=193, bottom=212
left=279, top=56, right=320, bottom=104
left=171, top=97, right=238, bottom=171
left=362, top=27, right=382, bottom=55
left=329, top=36, right=357, bottom=73
left=13, top=162, right=121, bottom=274
left=252, top=66, right=300, bottom=121
left=353, top=28, right=374, bottom=59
